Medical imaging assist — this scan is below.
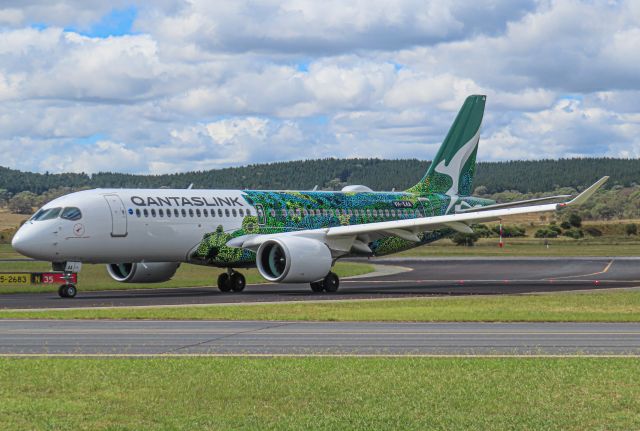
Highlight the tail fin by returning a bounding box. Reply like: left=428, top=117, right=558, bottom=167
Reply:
left=407, top=95, right=486, bottom=196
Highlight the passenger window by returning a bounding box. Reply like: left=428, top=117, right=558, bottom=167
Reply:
left=151, top=209, right=156, bottom=217
left=181, top=209, right=187, bottom=217
left=136, top=209, right=141, bottom=217
left=189, top=209, right=194, bottom=217
left=232, top=209, right=237, bottom=217
left=246, top=209, right=252, bottom=216
left=61, top=207, right=82, bottom=221
left=303, top=209, right=308, bottom=216
left=225, top=209, right=230, bottom=217
left=196, top=209, right=201, bottom=217
left=159, top=209, right=164, bottom=217
left=203, top=209, right=208, bottom=217
left=366, top=209, right=371, bottom=217
left=174, top=209, right=179, bottom=217
left=270, top=209, right=275, bottom=217
left=239, top=209, right=244, bottom=217
left=372, top=209, right=377, bottom=217
left=282, top=209, right=287, bottom=217
left=218, top=209, right=223, bottom=217
left=391, top=210, right=396, bottom=217
left=167, top=209, right=171, bottom=218
left=143, top=209, right=149, bottom=217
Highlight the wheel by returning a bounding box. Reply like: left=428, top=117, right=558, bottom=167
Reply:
left=310, top=281, right=324, bottom=293
left=323, top=272, right=340, bottom=293
left=58, top=284, right=77, bottom=298
left=230, top=272, right=246, bottom=292
left=217, top=273, right=231, bottom=292
left=65, top=284, right=77, bottom=298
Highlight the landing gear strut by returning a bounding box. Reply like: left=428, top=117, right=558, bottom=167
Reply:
left=218, top=269, right=246, bottom=292
left=310, top=272, right=340, bottom=293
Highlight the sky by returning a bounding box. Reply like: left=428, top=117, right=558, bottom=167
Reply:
left=0, top=0, right=639, bottom=174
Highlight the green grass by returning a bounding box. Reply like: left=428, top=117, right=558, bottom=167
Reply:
left=0, top=261, right=374, bottom=294
left=2, top=289, right=640, bottom=322
left=0, top=357, right=638, bottom=430
left=397, top=236, right=640, bottom=257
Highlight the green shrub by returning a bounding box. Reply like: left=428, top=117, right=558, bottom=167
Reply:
left=563, top=228, right=584, bottom=239
left=584, top=227, right=603, bottom=237
left=491, top=225, right=526, bottom=238
left=534, top=228, right=558, bottom=238
left=625, top=223, right=638, bottom=236
left=568, top=213, right=582, bottom=228
left=560, top=221, right=571, bottom=230
left=451, top=232, right=480, bottom=246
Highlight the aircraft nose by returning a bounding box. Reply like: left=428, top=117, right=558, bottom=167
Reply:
left=11, top=226, right=37, bottom=258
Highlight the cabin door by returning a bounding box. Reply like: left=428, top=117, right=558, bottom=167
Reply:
left=104, top=194, right=128, bottom=237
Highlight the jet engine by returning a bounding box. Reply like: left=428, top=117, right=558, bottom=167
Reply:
left=256, top=237, right=332, bottom=283
left=106, top=262, right=180, bottom=283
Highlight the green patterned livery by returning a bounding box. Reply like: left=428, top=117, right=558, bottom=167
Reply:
left=190, top=95, right=494, bottom=268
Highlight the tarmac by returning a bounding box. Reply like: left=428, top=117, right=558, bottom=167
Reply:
left=0, top=320, right=638, bottom=356
left=1, top=257, right=639, bottom=310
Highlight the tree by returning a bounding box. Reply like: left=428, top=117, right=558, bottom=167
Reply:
left=568, top=213, right=582, bottom=228
left=625, top=223, right=638, bottom=236
left=8, top=191, right=38, bottom=214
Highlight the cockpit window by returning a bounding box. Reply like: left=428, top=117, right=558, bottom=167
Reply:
left=61, top=207, right=82, bottom=221
left=31, top=207, right=61, bottom=221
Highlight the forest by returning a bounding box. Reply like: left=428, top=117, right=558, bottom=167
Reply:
left=0, top=157, right=637, bottom=195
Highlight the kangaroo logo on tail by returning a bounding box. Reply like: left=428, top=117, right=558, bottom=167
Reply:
left=407, top=95, right=486, bottom=213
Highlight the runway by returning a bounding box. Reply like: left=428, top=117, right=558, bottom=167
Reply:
left=0, top=257, right=639, bottom=310
left=1, top=320, right=639, bottom=356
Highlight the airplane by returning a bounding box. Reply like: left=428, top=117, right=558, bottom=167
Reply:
left=11, top=95, right=608, bottom=298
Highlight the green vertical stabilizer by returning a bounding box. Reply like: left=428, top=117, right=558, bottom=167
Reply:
left=407, top=95, right=486, bottom=196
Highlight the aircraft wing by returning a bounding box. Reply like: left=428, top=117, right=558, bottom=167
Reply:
left=228, top=176, right=608, bottom=253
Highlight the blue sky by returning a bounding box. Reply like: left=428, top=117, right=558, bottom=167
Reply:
left=0, top=0, right=639, bottom=174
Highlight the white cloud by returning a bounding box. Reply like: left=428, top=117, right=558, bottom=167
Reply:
left=0, top=0, right=639, bottom=174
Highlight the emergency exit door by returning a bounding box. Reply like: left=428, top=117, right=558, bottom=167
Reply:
left=104, top=194, right=128, bottom=237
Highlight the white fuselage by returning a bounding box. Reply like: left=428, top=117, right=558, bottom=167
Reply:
left=12, top=189, right=252, bottom=263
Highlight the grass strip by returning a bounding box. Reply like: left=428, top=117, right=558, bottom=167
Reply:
left=0, top=357, right=638, bottom=430
left=2, top=289, right=640, bottom=321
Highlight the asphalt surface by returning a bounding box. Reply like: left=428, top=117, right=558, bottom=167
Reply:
left=1, top=320, right=638, bottom=355
left=0, top=257, right=639, bottom=309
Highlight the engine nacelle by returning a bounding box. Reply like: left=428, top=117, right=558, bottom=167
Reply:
left=256, top=237, right=332, bottom=283
left=106, top=262, right=180, bottom=283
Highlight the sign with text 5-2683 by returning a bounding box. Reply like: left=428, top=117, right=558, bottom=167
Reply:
left=0, top=273, right=30, bottom=285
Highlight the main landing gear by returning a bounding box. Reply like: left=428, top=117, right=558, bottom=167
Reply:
left=310, top=272, right=340, bottom=293
left=217, top=269, right=246, bottom=292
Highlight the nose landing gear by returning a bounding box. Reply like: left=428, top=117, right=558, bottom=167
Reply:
left=57, top=269, right=78, bottom=298
left=58, top=284, right=77, bottom=298
left=217, top=269, right=246, bottom=292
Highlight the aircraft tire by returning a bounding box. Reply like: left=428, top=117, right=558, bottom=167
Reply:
left=230, top=272, right=246, bottom=292
left=217, top=273, right=232, bottom=292
left=310, top=281, right=324, bottom=293
left=58, top=284, right=77, bottom=298
left=65, top=284, right=77, bottom=298
left=323, top=272, right=340, bottom=293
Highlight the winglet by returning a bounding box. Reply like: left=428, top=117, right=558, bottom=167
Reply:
left=557, top=176, right=609, bottom=209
